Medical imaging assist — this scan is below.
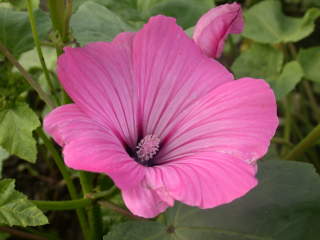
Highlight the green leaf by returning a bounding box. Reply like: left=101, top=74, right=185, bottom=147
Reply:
left=0, top=147, right=9, bottom=179
left=18, top=47, right=57, bottom=71
left=148, top=0, right=214, bottom=29
left=73, top=0, right=112, bottom=11
left=298, top=47, right=320, bottom=83
left=243, top=0, right=320, bottom=43
left=231, top=44, right=302, bottom=99
left=0, top=179, right=48, bottom=227
left=231, top=43, right=283, bottom=80
left=103, top=222, right=170, bottom=240
left=71, top=2, right=133, bottom=45
left=269, top=61, right=303, bottom=99
left=0, top=8, right=51, bottom=56
left=104, top=160, right=320, bottom=240
left=0, top=103, right=40, bottom=163
left=6, top=0, right=39, bottom=10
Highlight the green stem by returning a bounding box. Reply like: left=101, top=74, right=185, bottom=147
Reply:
left=271, top=137, right=293, bottom=146
left=79, top=172, right=102, bottom=240
left=281, top=97, right=292, bottom=156
left=79, top=171, right=92, bottom=195
left=285, top=124, right=320, bottom=160
left=47, top=0, right=65, bottom=55
left=32, top=189, right=114, bottom=211
left=47, top=0, right=65, bottom=39
left=33, top=198, right=91, bottom=211
left=288, top=43, right=297, bottom=59
left=36, top=128, right=90, bottom=240
left=64, top=0, right=73, bottom=40
left=303, top=80, right=320, bottom=122
left=26, top=0, right=60, bottom=105
left=0, top=42, right=55, bottom=109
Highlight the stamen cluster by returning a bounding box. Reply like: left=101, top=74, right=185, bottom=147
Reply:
left=136, top=135, right=160, bottom=163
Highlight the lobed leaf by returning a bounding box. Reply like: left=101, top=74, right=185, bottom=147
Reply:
left=298, top=47, right=320, bottom=83
left=103, top=221, right=171, bottom=240
left=231, top=44, right=303, bottom=99
left=71, top=1, right=133, bottom=45
left=243, top=0, right=320, bottom=43
left=0, top=103, right=40, bottom=163
left=148, top=0, right=214, bottom=29
left=231, top=43, right=283, bottom=80
left=269, top=61, right=304, bottom=99
left=0, top=179, right=48, bottom=227
left=0, top=8, right=51, bottom=56
left=104, top=160, right=320, bottom=240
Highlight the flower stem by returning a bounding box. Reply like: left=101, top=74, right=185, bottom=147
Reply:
left=302, top=80, right=320, bottom=122
left=33, top=198, right=91, bottom=211
left=64, top=0, right=73, bottom=40
left=36, top=128, right=90, bottom=240
left=32, top=189, right=114, bottom=211
left=0, top=41, right=55, bottom=109
left=47, top=0, right=65, bottom=55
left=26, top=0, right=60, bottom=105
left=285, top=124, right=320, bottom=160
left=281, top=97, right=292, bottom=156
left=47, top=0, right=65, bottom=39
left=79, top=171, right=102, bottom=240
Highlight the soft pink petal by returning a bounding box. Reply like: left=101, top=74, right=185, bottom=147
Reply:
left=193, top=3, right=244, bottom=58
left=133, top=16, right=234, bottom=138
left=121, top=180, right=170, bottom=218
left=44, top=104, right=145, bottom=190
left=146, top=152, right=257, bottom=209
left=57, top=32, right=138, bottom=148
left=158, top=78, right=278, bottom=165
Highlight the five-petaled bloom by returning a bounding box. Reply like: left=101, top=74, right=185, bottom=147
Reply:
left=44, top=3, right=278, bottom=218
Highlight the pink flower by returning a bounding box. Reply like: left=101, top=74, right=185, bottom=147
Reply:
left=44, top=5, right=278, bottom=218
left=193, top=2, right=244, bottom=58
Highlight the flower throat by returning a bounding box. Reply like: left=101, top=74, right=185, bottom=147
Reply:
left=127, top=135, right=160, bottom=167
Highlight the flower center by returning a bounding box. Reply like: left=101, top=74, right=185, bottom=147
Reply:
left=136, top=135, right=160, bottom=164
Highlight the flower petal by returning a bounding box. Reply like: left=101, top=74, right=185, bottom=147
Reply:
left=146, top=152, right=257, bottom=208
left=121, top=180, right=170, bottom=218
left=44, top=104, right=145, bottom=189
left=57, top=32, right=138, bottom=148
left=133, top=16, right=234, bottom=138
left=158, top=78, right=278, bottom=164
left=193, top=3, right=244, bottom=58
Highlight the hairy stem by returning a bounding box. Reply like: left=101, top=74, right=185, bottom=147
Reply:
left=285, top=124, right=320, bottom=160
left=47, top=0, right=65, bottom=38
left=36, top=128, right=90, bottom=240
left=0, top=42, right=55, bottom=109
left=79, top=171, right=102, bottom=240
left=281, top=97, right=292, bottom=156
left=64, top=0, right=73, bottom=40
left=26, top=0, right=59, bottom=105
left=32, top=189, right=114, bottom=211
left=303, top=80, right=320, bottom=122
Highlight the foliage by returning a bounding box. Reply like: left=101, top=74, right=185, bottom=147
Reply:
left=0, top=179, right=48, bottom=226
left=0, top=103, right=40, bottom=163
left=0, top=0, right=320, bottom=239
left=0, top=8, right=51, bottom=57
left=104, top=160, right=320, bottom=240
left=243, top=0, right=320, bottom=43
left=71, top=1, right=133, bottom=45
